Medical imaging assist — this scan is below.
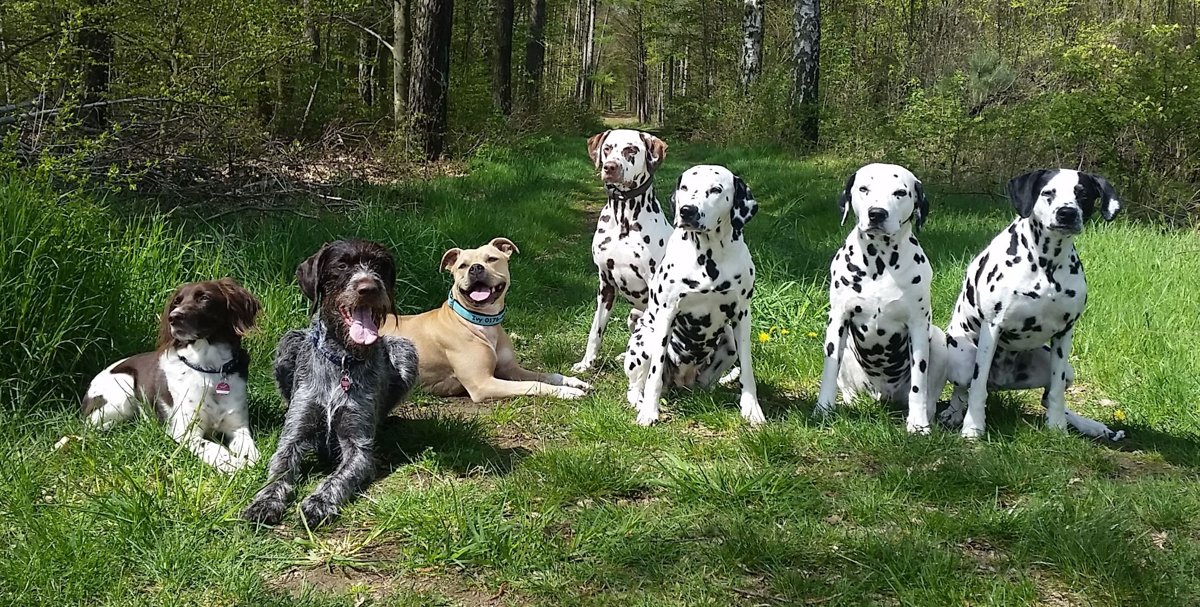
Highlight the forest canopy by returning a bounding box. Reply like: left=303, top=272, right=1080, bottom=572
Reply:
left=1, top=0, right=1197, bottom=222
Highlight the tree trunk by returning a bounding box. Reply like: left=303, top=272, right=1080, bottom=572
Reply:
left=303, top=0, right=321, bottom=63
left=493, top=0, right=515, bottom=114
left=394, top=0, right=411, bottom=120
left=410, top=0, right=455, bottom=158
left=575, top=0, right=597, bottom=106
left=523, top=0, right=547, bottom=111
left=791, top=0, right=820, bottom=145
left=79, top=0, right=113, bottom=129
left=635, top=2, right=649, bottom=123
left=357, top=32, right=374, bottom=105
left=741, top=0, right=764, bottom=90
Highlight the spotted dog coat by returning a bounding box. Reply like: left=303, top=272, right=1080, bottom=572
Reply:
left=81, top=279, right=261, bottom=473
left=815, top=164, right=949, bottom=433
left=940, top=169, right=1124, bottom=440
left=243, top=240, right=418, bottom=528
left=624, top=165, right=764, bottom=426
left=573, top=129, right=674, bottom=373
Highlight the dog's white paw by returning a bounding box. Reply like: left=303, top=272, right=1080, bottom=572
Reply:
left=571, top=360, right=593, bottom=374
left=961, top=425, right=984, bottom=440
left=1045, top=415, right=1069, bottom=432
left=740, top=394, right=766, bottom=426
left=557, top=386, right=587, bottom=400
left=635, top=409, right=659, bottom=426
left=1108, top=430, right=1126, bottom=442
left=561, top=375, right=592, bottom=391
left=718, top=367, right=741, bottom=387
left=906, top=421, right=932, bottom=435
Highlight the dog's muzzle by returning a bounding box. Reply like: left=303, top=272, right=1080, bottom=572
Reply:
left=1051, top=207, right=1082, bottom=233
left=677, top=204, right=701, bottom=229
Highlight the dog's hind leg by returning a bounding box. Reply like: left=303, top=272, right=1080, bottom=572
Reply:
left=731, top=315, right=765, bottom=425
left=573, top=279, right=617, bottom=373
left=815, top=308, right=850, bottom=418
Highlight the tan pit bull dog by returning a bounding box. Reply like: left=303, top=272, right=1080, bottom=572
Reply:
left=382, top=238, right=592, bottom=402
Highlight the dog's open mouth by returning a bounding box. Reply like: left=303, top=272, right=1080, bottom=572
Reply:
left=459, top=282, right=506, bottom=306
left=339, top=306, right=380, bottom=345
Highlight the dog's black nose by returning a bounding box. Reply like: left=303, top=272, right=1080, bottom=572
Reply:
left=678, top=205, right=699, bottom=221
left=1055, top=207, right=1080, bottom=225
left=468, top=263, right=485, bottom=277
left=168, top=308, right=185, bottom=323
left=867, top=207, right=888, bottom=224
left=355, top=281, right=380, bottom=295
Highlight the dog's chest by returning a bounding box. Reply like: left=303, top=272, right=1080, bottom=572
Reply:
left=160, top=347, right=247, bottom=432
left=593, top=195, right=672, bottom=302
left=832, top=238, right=930, bottom=315
left=657, top=238, right=754, bottom=347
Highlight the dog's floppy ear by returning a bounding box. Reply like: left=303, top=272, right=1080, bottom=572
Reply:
left=156, top=284, right=182, bottom=349
left=440, top=248, right=463, bottom=272
left=838, top=172, right=856, bottom=225
left=730, top=175, right=759, bottom=239
left=295, top=243, right=328, bottom=302
left=1006, top=169, right=1052, bottom=218
left=641, top=132, right=668, bottom=174
left=913, top=179, right=929, bottom=232
left=586, top=130, right=610, bottom=169
left=217, top=278, right=261, bottom=336
left=1082, top=172, right=1122, bottom=221
left=489, top=237, right=519, bottom=257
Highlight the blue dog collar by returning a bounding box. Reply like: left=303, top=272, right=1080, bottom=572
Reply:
left=448, top=290, right=505, bottom=326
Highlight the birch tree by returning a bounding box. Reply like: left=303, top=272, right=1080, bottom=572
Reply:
left=740, top=0, right=763, bottom=89
left=791, top=0, right=819, bottom=144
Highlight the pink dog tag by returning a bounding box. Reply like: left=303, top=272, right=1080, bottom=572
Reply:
left=340, top=375, right=352, bottom=393
left=215, top=381, right=231, bottom=395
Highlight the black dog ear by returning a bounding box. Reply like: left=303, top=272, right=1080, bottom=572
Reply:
left=730, top=175, right=758, bottom=239
left=838, top=172, right=856, bottom=224
left=1082, top=172, right=1122, bottom=221
left=669, top=173, right=683, bottom=210
left=295, top=243, right=329, bottom=303
left=1006, top=169, right=1053, bottom=218
left=913, top=179, right=929, bottom=232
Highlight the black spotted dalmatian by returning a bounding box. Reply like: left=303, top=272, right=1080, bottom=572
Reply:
left=624, top=165, right=763, bottom=426
left=574, top=129, right=674, bottom=373
left=940, top=169, right=1125, bottom=440
left=815, top=163, right=948, bottom=434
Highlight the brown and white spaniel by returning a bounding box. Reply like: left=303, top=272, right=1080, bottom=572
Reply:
left=82, top=279, right=262, bottom=473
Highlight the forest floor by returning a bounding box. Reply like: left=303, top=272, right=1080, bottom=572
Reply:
left=4, top=135, right=1200, bottom=606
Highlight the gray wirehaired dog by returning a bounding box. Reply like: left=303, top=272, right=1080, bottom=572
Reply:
left=242, top=240, right=418, bottom=527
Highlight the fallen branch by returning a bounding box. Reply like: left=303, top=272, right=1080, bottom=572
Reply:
left=0, top=96, right=173, bottom=126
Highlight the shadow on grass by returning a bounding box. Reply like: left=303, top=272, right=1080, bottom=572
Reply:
left=375, top=410, right=530, bottom=476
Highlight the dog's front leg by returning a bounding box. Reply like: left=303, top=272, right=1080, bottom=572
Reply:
left=962, top=322, right=1001, bottom=439
left=300, top=427, right=376, bottom=528
left=1043, top=328, right=1073, bottom=432
left=225, top=426, right=259, bottom=470
left=242, top=397, right=315, bottom=525
left=731, top=313, right=764, bottom=425
left=906, top=315, right=934, bottom=434
left=573, top=279, right=616, bottom=372
left=634, top=306, right=676, bottom=426
left=815, top=308, right=849, bottom=417
left=166, top=406, right=238, bottom=472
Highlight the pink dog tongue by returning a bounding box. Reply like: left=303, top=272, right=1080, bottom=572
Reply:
left=469, top=287, right=491, bottom=302
left=348, top=308, right=379, bottom=345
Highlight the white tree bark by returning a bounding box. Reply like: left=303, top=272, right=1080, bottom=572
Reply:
left=792, top=0, right=820, bottom=143
left=741, top=0, right=764, bottom=89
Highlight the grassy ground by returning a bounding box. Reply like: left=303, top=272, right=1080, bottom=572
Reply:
left=2, top=135, right=1200, bottom=606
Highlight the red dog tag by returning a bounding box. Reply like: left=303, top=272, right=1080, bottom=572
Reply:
left=215, top=381, right=231, bottom=395
left=340, top=375, right=352, bottom=393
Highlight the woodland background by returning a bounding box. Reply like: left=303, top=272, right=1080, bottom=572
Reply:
left=1, top=0, right=1198, bottom=222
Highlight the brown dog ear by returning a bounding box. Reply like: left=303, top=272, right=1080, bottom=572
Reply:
left=217, top=278, right=261, bottom=336
left=296, top=243, right=328, bottom=302
left=440, top=248, right=463, bottom=272
left=587, top=130, right=610, bottom=169
left=489, top=237, right=519, bottom=257
left=156, top=285, right=182, bottom=350
left=641, top=133, right=668, bottom=173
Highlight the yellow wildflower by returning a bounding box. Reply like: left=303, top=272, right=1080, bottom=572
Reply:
left=758, top=332, right=771, bottom=343
left=1114, top=409, right=1127, bottom=422
left=806, top=331, right=818, bottom=338
left=781, top=329, right=791, bottom=335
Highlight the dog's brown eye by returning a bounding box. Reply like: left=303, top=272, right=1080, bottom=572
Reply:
left=680, top=185, right=688, bottom=192
left=707, top=187, right=722, bottom=195
left=199, top=293, right=211, bottom=302
left=858, top=186, right=869, bottom=193
left=893, top=189, right=907, bottom=197
left=458, top=263, right=467, bottom=269
left=486, top=256, right=498, bottom=263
